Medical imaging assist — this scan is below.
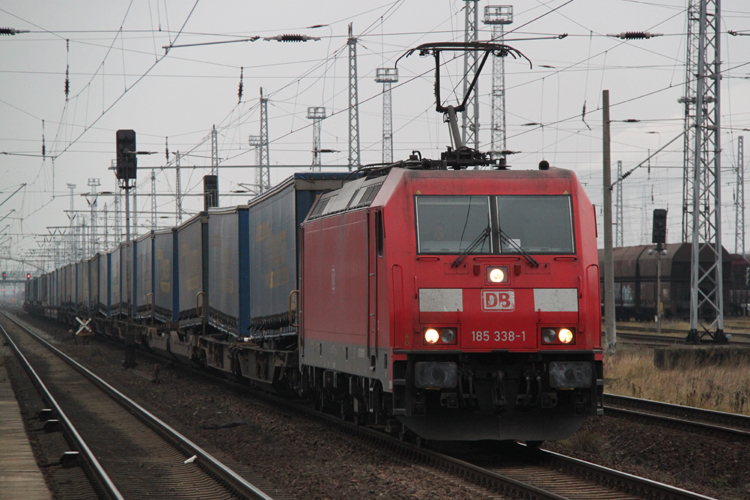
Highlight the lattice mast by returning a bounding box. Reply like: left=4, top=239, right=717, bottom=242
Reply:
left=687, top=0, right=725, bottom=343
left=87, top=178, right=100, bottom=257
left=211, top=125, right=218, bottom=176
left=616, top=160, right=624, bottom=247
left=175, top=152, right=182, bottom=225
left=151, top=169, right=157, bottom=230
left=247, top=135, right=262, bottom=194
left=736, top=136, right=745, bottom=257
left=375, top=68, right=398, bottom=164
left=462, top=0, right=480, bottom=150
left=484, top=6, right=513, bottom=159
left=681, top=1, right=701, bottom=242
left=66, top=183, right=76, bottom=263
left=348, top=23, right=361, bottom=170
left=259, top=88, right=271, bottom=192
left=307, top=107, right=326, bottom=170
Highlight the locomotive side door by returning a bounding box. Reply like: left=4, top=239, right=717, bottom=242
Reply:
left=367, top=209, right=382, bottom=369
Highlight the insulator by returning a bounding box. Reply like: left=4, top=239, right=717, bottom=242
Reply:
left=64, top=78, right=70, bottom=99
left=165, top=137, right=169, bottom=162
left=608, top=31, right=662, bottom=40
left=264, top=34, right=320, bottom=42
left=237, top=67, right=244, bottom=103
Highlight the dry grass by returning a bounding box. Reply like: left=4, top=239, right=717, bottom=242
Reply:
left=605, top=347, right=750, bottom=415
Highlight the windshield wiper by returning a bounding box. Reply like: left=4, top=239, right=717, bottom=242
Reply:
left=451, top=226, right=491, bottom=268
left=498, top=228, right=539, bottom=268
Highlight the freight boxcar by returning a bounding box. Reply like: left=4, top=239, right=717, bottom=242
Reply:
left=135, top=232, right=154, bottom=319
left=600, top=243, right=731, bottom=320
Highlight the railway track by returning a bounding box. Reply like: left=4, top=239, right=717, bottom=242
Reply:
left=614, top=325, right=750, bottom=344
left=0, top=312, right=275, bottom=500
left=604, top=393, right=750, bottom=440
left=4, top=311, right=717, bottom=500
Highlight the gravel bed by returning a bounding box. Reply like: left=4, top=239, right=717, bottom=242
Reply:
left=8, top=313, right=501, bottom=500
left=543, top=409, right=750, bottom=499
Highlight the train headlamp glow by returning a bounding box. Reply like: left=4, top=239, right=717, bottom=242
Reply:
left=558, top=328, right=574, bottom=344
left=424, top=328, right=440, bottom=344
left=486, top=266, right=509, bottom=284
left=541, top=327, right=576, bottom=345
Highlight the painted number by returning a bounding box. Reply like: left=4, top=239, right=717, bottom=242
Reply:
left=471, top=330, right=526, bottom=342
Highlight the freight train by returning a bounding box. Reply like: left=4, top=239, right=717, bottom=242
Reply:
left=23, top=41, right=604, bottom=443
left=599, top=244, right=750, bottom=320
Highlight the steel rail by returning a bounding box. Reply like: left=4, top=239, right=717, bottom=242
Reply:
left=0, top=323, right=124, bottom=500
left=535, top=448, right=717, bottom=500
left=604, top=393, right=750, bottom=436
left=1, top=312, right=274, bottom=500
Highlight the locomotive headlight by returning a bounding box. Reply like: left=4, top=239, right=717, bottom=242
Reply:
left=542, top=328, right=557, bottom=344
left=487, top=266, right=509, bottom=284
left=441, top=328, right=456, bottom=344
left=424, top=328, right=440, bottom=344
left=558, top=328, right=574, bottom=344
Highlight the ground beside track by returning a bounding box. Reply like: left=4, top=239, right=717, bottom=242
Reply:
left=5, top=312, right=502, bottom=500
left=11, top=312, right=750, bottom=499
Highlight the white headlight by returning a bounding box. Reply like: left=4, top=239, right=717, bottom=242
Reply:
left=558, top=328, right=574, bottom=344
left=488, top=267, right=506, bottom=283
left=424, top=328, right=440, bottom=344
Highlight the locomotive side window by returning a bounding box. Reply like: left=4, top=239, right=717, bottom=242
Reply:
left=416, top=196, right=491, bottom=254
left=496, top=195, right=575, bottom=254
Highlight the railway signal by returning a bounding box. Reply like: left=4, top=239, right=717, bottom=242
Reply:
left=116, top=129, right=137, bottom=180
left=652, top=209, right=667, bottom=244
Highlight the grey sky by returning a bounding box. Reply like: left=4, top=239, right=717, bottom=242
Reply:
left=2, top=0, right=749, bottom=273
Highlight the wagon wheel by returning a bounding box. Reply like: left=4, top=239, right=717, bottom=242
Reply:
left=398, top=425, right=410, bottom=442
left=339, top=399, right=349, bottom=420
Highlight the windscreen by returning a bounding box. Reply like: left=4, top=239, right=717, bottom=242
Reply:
left=416, top=196, right=491, bottom=254
left=497, top=195, right=574, bottom=254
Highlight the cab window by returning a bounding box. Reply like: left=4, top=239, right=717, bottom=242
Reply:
left=416, top=196, right=491, bottom=254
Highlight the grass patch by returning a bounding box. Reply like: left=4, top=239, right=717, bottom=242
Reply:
left=605, top=347, right=750, bottom=414
left=558, top=431, right=605, bottom=455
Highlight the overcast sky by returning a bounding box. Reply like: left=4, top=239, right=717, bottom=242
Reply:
left=2, top=0, right=750, bottom=272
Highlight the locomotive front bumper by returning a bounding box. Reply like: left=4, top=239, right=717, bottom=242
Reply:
left=392, top=352, right=603, bottom=441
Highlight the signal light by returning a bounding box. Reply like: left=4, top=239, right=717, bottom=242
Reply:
left=652, top=209, right=667, bottom=244
left=2, top=272, right=5, bottom=280
left=116, top=129, right=137, bottom=180
left=26, top=273, right=31, bottom=279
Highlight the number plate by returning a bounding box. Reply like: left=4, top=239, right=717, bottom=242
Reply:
left=469, top=330, right=527, bottom=343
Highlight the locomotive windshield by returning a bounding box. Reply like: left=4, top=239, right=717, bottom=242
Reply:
left=416, top=196, right=492, bottom=254
left=497, top=195, right=574, bottom=254
left=416, top=195, right=574, bottom=255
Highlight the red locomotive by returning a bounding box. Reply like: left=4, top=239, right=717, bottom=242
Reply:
left=301, top=162, right=603, bottom=441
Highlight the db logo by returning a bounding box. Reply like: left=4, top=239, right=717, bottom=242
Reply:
left=481, top=290, right=515, bottom=312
